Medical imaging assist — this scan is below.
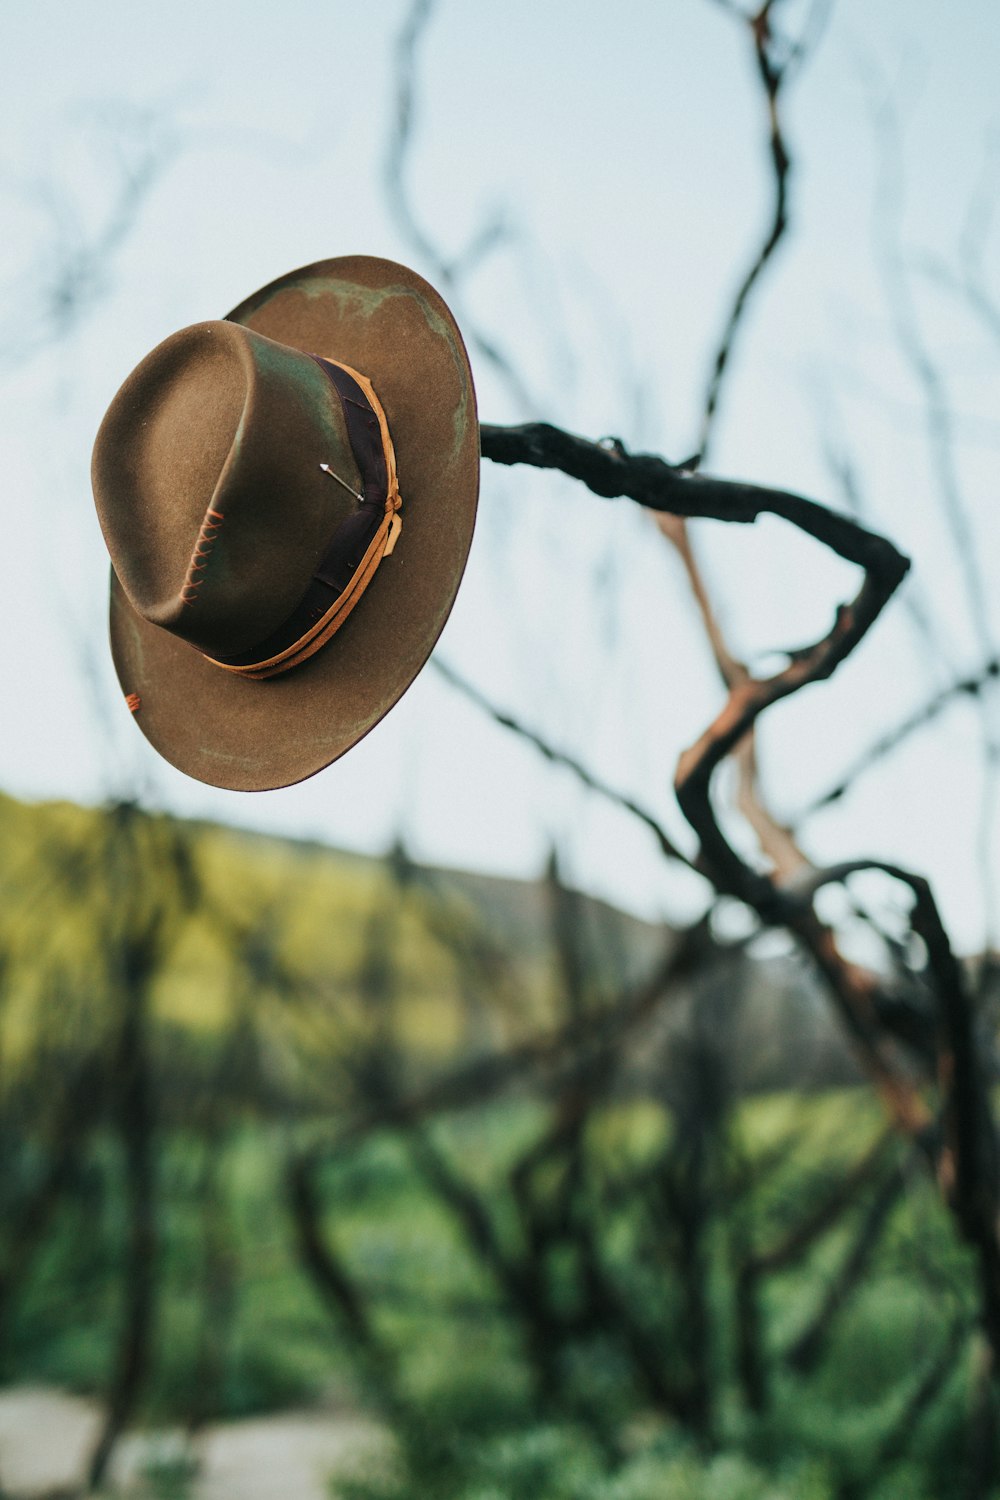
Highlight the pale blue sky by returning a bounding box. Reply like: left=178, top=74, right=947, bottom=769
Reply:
left=3, top=1, right=1000, bottom=950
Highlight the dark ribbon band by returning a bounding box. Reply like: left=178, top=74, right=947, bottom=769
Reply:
left=204, top=357, right=396, bottom=673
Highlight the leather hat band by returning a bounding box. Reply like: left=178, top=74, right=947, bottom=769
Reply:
left=202, top=356, right=402, bottom=680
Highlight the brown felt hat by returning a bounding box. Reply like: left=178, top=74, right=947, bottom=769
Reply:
left=92, top=256, right=480, bottom=791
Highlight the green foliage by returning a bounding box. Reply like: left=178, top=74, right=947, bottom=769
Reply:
left=2, top=1101, right=979, bottom=1497
left=0, top=794, right=986, bottom=1496
left=338, top=1421, right=844, bottom=1500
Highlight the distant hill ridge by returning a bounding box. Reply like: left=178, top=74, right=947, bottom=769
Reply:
left=0, top=791, right=861, bottom=1092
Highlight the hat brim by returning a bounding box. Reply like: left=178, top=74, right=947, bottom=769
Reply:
left=109, top=256, right=480, bottom=791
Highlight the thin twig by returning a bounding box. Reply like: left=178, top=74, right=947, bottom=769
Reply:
left=695, top=0, right=810, bottom=464
left=385, top=0, right=537, bottom=414
left=796, top=657, right=1000, bottom=822
left=432, top=656, right=692, bottom=870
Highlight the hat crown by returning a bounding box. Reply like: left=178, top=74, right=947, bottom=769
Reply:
left=92, top=321, right=359, bottom=658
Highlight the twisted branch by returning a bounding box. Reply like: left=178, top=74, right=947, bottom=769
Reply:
left=480, top=423, right=997, bottom=1205
left=481, top=421, right=909, bottom=906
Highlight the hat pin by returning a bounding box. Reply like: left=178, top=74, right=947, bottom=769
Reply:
left=319, top=462, right=364, bottom=504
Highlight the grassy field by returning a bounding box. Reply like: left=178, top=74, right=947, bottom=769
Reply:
left=3, top=1092, right=981, bottom=1500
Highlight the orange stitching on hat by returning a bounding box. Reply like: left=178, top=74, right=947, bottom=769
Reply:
left=125, top=693, right=141, bottom=713
left=180, top=508, right=226, bottom=607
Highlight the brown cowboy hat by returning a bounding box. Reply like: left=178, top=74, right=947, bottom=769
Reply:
left=92, top=255, right=480, bottom=791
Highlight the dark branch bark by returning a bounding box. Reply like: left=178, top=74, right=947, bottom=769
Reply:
left=786, top=1164, right=906, bottom=1375
left=793, top=860, right=1000, bottom=1355
left=481, top=420, right=909, bottom=909
left=87, top=929, right=158, bottom=1493
left=753, top=1126, right=897, bottom=1277
left=479, top=417, right=1000, bottom=1370
left=87, top=811, right=196, bottom=1493
left=478, top=424, right=932, bottom=1121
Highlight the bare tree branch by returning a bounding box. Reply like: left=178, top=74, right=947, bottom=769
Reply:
left=481, top=422, right=991, bottom=1205
left=480, top=422, right=908, bottom=896
left=790, top=858, right=1000, bottom=1355
left=652, top=0, right=833, bottom=901
left=695, top=0, right=823, bottom=463
left=786, top=1161, right=907, bottom=1374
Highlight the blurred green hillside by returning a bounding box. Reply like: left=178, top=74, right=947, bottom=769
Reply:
left=0, top=792, right=858, bottom=1103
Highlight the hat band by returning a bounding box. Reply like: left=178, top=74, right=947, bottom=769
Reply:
left=202, top=357, right=402, bottom=681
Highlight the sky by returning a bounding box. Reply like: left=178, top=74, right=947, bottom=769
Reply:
left=3, top=0, right=1000, bottom=952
